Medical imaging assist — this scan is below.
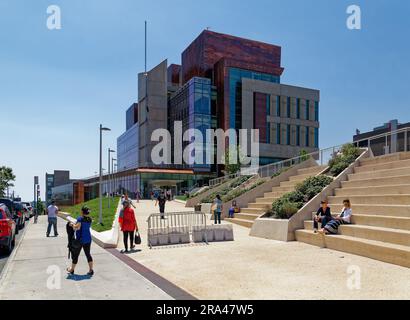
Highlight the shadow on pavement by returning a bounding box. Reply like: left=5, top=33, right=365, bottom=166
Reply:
left=66, top=274, right=93, bottom=281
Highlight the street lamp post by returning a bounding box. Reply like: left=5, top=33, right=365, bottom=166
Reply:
left=112, top=158, right=117, bottom=198
left=108, top=148, right=116, bottom=208
left=99, top=124, right=111, bottom=225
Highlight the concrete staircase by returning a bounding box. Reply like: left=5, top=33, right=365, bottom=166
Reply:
left=295, top=152, right=410, bottom=268
left=226, top=165, right=326, bottom=228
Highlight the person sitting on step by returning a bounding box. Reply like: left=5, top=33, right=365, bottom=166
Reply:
left=313, top=200, right=333, bottom=233
left=319, top=199, right=352, bottom=235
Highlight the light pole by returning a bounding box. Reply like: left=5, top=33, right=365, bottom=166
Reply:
left=99, top=124, right=111, bottom=225
left=112, top=158, right=117, bottom=197
left=108, top=148, right=116, bottom=208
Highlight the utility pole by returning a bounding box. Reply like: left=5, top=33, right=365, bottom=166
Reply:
left=99, top=124, right=111, bottom=225
left=108, top=148, right=115, bottom=208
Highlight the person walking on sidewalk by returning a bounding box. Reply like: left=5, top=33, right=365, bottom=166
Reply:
left=213, top=195, right=223, bottom=224
left=46, top=200, right=59, bottom=237
left=135, top=189, right=141, bottom=203
left=67, top=206, right=94, bottom=276
left=155, top=190, right=167, bottom=219
left=119, top=200, right=138, bottom=253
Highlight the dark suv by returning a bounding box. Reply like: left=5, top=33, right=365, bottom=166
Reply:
left=0, top=198, right=25, bottom=233
left=0, top=203, right=16, bottom=254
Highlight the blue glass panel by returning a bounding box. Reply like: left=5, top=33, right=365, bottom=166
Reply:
left=315, top=101, right=319, bottom=121
left=277, top=123, right=281, bottom=145
left=296, top=125, right=300, bottom=146
left=287, top=97, right=291, bottom=118
left=287, top=124, right=291, bottom=145
left=296, top=98, right=300, bottom=119
left=306, top=126, right=310, bottom=147
left=276, top=96, right=281, bottom=117
left=306, top=100, right=310, bottom=120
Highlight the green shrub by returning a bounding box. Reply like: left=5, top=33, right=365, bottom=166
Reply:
left=328, top=144, right=361, bottom=176
left=270, top=175, right=333, bottom=219
left=223, top=178, right=264, bottom=202
left=200, top=175, right=253, bottom=203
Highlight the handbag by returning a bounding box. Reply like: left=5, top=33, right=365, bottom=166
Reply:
left=134, top=230, right=142, bottom=245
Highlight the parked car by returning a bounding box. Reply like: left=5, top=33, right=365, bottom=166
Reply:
left=0, top=198, right=24, bottom=233
left=13, top=202, right=27, bottom=228
left=0, top=203, right=16, bottom=254
left=21, top=202, right=33, bottom=220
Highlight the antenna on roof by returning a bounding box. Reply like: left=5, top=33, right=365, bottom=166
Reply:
left=145, top=20, right=147, bottom=73
left=145, top=20, right=149, bottom=113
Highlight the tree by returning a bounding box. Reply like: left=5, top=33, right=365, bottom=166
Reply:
left=36, top=198, right=45, bottom=215
left=0, top=166, right=16, bottom=197
left=224, top=145, right=247, bottom=175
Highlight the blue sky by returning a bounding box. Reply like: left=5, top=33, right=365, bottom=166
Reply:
left=1, top=0, right=409, bottom=200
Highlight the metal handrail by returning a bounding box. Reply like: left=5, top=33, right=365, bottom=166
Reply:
left=354, top=127, right=409, bottom=147
left=208, top=144, right=345, bottom=187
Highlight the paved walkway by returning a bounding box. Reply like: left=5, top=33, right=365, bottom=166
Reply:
left=0, top=216, right=172, bottom=300
left=121, top=200, right=410, bottom=300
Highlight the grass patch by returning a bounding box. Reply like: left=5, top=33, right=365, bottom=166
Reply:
left=175, top=195, right=188, bottom=201
left=60, top=197, right=120, bottom=232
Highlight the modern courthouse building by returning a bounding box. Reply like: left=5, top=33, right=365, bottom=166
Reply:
left=51, top=30, right=321, bottom=203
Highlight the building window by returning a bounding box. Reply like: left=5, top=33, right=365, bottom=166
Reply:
left=315, top=101, right=319, bottom=121
left=306, top=100, right=310, bottom=120
left=296, top=98, right=300, bottom=119
left=296, top=125, right=300, bottom=146
left=277, top=123, right=281, bottom=145
left=267, top=122, right=270, bottom=143
left=287, top=97, right=291, bottom=118
left=314, top=127, right=319, bottom=148
left=276, top=96, right=281, bottom=117
left=266, top=95, right=271, bottom=116
left=287, top=124, right=291, bottom=145
left=306, top=126, right=310, bottom=147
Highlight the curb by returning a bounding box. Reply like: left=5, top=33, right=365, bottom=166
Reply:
left=0, top=218, right=31, bottom=292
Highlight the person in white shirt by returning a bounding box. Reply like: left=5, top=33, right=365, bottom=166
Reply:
left=46, top=200, right=59, bottom=237
left=319, top=199, right=352, bottom=235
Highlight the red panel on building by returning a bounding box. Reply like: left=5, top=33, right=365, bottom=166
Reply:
left=167, top=64, right=181, bottom=85
left=253, top=92, right=267, bottom=143
left=182, top=30, right=284, bottom=84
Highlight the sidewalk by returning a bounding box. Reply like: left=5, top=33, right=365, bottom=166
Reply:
left=0, top=216, right=172, bottom=300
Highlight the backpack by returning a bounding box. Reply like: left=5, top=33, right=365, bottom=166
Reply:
left=66, top=221, right=81, bottom=259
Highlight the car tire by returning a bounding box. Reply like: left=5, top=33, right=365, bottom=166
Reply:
left=5, top=237, right=13, bottom=255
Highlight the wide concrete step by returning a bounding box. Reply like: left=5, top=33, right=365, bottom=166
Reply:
left=351, top=214, right=410, bottom=231
left=256, top=196, right=278, bottom=203
left=341, top=174, right=410, bottom=188
left=297, top=165, right=326, bottom=175
left=234, top=213, right=260, bottom=221
left=295, top=229, right=410, bottom=268
left=240, top=207, right=266, bottom=214
left=270, top=186, right=294, bottom=193
left=328, top=195, right=410, bottom=206
left=334, top=184, right=410, bottom=196
left=330, top=204, right=410, bottom=218
left=264, top=191, right=286, bottom=198
left=248, top=202, right=271, bottom=209
left=348, top=166, right=410, bottom=181
left=355, top=158, right=410, bottom=173
left=280, top=180, right=300, bottom=188
left=306, top=215, right=410, bottom=231
left=339, top=224, right=410, bottom=246
left=359, top=153, right=400, bottom=166
left=226, top=218, right=253, bottom=228
left=289, top=173, right=312, bottom=182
